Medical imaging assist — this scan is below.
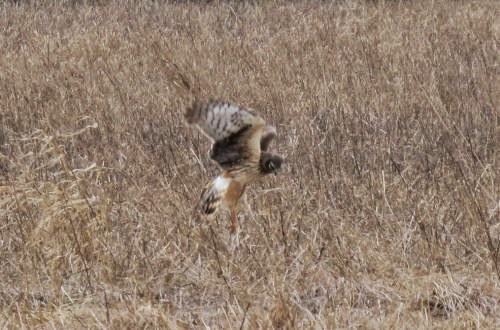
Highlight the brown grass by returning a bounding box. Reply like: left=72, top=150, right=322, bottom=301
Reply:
left=1, top=0, right=499, bottom=328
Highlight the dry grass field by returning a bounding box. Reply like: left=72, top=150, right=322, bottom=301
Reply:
left=1, top=0, right=499, bottom=328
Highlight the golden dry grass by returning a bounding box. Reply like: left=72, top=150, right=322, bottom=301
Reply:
left=1, top=0, right=499, bottom=328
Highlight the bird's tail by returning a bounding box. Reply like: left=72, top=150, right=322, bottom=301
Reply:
left=199, top=175, right=230, bottom=215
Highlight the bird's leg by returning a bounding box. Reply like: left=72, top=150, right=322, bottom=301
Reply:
left=229, top=210, right=238, bottom=234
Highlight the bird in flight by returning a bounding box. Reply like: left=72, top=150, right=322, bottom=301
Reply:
left=185, top=100, right=283, bottom=233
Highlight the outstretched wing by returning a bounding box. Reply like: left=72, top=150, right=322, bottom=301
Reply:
left=185, top=100, right=265, bottom=170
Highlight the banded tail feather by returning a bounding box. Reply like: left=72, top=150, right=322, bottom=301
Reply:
left=199, top=175, right=230, bottom=214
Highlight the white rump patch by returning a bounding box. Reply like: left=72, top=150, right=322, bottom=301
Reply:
left=213, top=175, right=231, bottom=191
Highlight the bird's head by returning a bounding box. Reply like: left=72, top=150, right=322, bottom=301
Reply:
left=260, top=152, right=283, bottom=175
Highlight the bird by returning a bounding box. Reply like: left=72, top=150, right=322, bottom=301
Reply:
left=185, top=100, right=283, bottom=233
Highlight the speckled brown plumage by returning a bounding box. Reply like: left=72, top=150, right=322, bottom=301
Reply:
left=185, top=100, right=283, bottom=232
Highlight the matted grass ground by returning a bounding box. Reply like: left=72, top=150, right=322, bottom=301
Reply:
left=0, top=0, right=499, bottom=328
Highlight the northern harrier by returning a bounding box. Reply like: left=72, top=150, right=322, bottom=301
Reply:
left=185, top=100, right=283, bottom=232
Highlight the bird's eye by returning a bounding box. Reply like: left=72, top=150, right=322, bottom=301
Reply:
left=268, top=161, right=275, bottom=170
